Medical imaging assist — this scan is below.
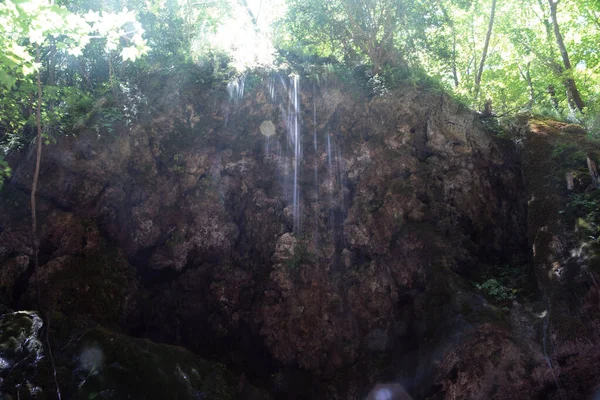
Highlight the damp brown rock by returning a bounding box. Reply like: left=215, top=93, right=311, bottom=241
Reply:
left=0, top=76, right=598, bottom=399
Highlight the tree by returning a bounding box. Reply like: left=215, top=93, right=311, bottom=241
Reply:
left=0, top=3, right=149, bottom=395
left=474, top=0, right=497, bottom=101
left=417, top=0, right=599, bottom=116
left=547, top=0, right=585, bottom=112
left=276, top=0, right=444, bottom=74
left=1, top=0, right=149, bottom=297
left=341, top=0, right=403, bottom=74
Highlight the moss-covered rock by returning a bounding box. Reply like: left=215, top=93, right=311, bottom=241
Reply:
left=0, top=311, right=43, bottom=365
left=0, top=311, right=44, bottom=399
left=21, top=244, right=138, bottom=328
left=0, top=311, right=269, bottom=400
left=74, top=328, right=268, bottom=400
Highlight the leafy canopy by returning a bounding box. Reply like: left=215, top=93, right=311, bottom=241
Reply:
left=1, top=0, right=600, bottom=188
left=0, top=0, right=150, bottom=187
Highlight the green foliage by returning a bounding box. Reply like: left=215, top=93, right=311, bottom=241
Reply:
left=194, top=50, right=236, bottom=88
left=273, top=0, right=600, bottom=119
left=171, top=153, right=186, bottom=174
left=0, top=1, right=149, bottom=82
left=0, top=0, right=151, bottom=155
left=276, top=0, right=446, bottom=74
left=473, top=263, right=531, bottom=307
left=44, top=85, right=94, bottom=133
left=1, top=0, right=599, bottom=157
left=566, top=191, right=600, bottom=238
left=581, top=101, right=600, bottom=140
left=0, top=157, right=11, bottom=190
left=551, top=140, right=588, bottom=168
left=92, top=106, right=123, bottom=136
left=475, top=278, right=517, bottom=305
left=565, top=189, right=600, bottom=275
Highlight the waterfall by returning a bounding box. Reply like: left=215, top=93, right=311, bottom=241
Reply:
left=227, top=75, right=245, bottom=104
left=288, top=75, right=301, bottom=233
left=233, top=73, right=348, bottom=238
left=312, top=82, right=320, bottom=250
left=224, top=74, right=246, bottom=127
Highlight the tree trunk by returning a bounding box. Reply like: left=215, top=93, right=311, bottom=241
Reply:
left=48, top=41, right=56, bottom=87
left=108, top=52, right=119, bottom=104
left=537, top=0, right=554, bottom=43
left=519, top=62, right=534, bottom=108
left=587, top=156, right=599, bottom=188
left=238, top=0, right=259, bottom=30
left=452, top=33, right=459, bottom=88
left=547, top=84, right=559, bottom=111
left=32, top=46, right=43, bottom=308
left=33, top=44, right=63, bottom=400
left=474, top=0, right=497, bottom=100
left=563, top=76, right=585, bottom=112
left=548, top=0, right=585, bottom=112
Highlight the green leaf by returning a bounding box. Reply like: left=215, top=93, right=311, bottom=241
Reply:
left=28, top=29, right=45, bottom=45
left=21, top=64, right=35, bottom=76
left=0, top=69, right=17, bottom=89
left=121, top=45, right=138, bottom=62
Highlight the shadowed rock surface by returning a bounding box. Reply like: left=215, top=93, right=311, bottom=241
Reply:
left=1, top=71, right=599, bottom=399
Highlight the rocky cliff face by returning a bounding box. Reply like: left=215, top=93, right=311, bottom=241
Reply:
left=0, top=71, right=598, bottom=399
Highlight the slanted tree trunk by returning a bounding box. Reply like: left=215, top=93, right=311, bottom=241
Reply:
left=452, top=33, right=459, bottom=88
left=548, top=0, right=585, bottom=112
left=238, top=0, right=259, bottom=30
left=474, top=0, right=497, bottom=101
left=48, top=40, right=56, bottom=87
left=32, top=46, right=43, bottom=308
left=108, top=52, right=119, bottom=105
left=547, top=84, right=559, bottom=111
left=33, top=44, right=63, bottom=400
left=588, top=156, right=599, bottom=188
left=518, top=62, right=535, bottom=108
left=536, top=0, right=554, bottom=42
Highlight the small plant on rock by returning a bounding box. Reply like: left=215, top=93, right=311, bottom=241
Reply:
left=475, top=278, right=517, bottom=305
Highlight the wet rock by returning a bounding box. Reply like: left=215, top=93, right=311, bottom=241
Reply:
left=0, top=256, right=29, bottom=305
left=19, top=239, right=139, bottom=328
left=74, top=328, right=269, bottom=400
left=6, top=75, right=595, bottom=398
left=0, top=311, right=44, bottom=397
left=272, top=233, right=297, bottom=264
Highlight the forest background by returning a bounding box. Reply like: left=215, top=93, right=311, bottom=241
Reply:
left=1, top=0, right=600, bottom=187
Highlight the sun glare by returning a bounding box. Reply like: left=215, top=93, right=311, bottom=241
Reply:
left=189, top=0, right=285, bottom=71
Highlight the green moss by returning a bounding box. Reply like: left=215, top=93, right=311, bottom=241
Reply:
left=551, top=140, right=587, bottom=169
left=75, top=328, right=240, bottom=400
left=197, top=175, right=216, bottom=190
left=490, top=349, right=502, bottom=367
left=560, top=124, right=587, bottom=135
left=0, top=312, right=41, bottom=358
left=393, top=210, right=404, bottom=230
left=42, top=244, right=136, bottom=327
left=567, top=192, right=600, bottom=239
